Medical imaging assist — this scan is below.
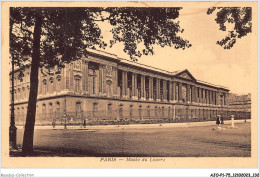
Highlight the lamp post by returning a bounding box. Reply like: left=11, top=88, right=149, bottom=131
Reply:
left=220, top=93, right=224, bottom=124
left=9, top=55, right=17, bottom=149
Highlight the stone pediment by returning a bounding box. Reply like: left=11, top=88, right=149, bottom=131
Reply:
left=175, top=69, right=196, bottom=81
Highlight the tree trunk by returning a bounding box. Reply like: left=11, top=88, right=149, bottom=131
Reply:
left=22, top=15, right=42, bottom=155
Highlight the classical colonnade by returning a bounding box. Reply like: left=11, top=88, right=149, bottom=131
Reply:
left=119, top=69, right=227, bottom=106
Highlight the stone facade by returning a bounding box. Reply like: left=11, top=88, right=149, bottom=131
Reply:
left=10, top=49, right=230, bottom=125
left=228, top=93, right=251, bottom=113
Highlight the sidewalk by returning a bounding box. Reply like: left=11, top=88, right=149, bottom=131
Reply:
left=16, top=119, right=250, bottom=130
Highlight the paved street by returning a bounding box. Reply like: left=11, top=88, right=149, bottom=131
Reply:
left=14, top=121, right=251, bottom=157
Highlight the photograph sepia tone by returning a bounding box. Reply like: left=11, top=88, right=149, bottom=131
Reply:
left=1, top=1, right=258, bottom=168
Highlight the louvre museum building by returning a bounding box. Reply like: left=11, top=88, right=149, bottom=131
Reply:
left=12, top=49, right=231, bottom=126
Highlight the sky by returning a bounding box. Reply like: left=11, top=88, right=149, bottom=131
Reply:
left=98, top=3, right=256, bottom=95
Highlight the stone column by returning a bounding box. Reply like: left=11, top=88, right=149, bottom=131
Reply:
left=163, top=80, right=167, bottom=102
left=102, top=65, right=107, bottom=94
left=156, top=79, right=160, bottom=102
left=208, top=90, right=210, bottom=105
left=187, top=84, right=190, bottom=103
left=134, top=73, right=138, bottom=98
left=149, top=77, right=153, bottom=100
left=172, top=81, right=176, bottom=102
left=131, top=73, right=135, bottom=99
left=199, top=87, right=202, bottom=104
left=179, top=83, right=182, bottom=102
left=205, top=89, right=207, bottom=104
left=192, top=85, right=196, bottom=103
left=125, top=71, right=128, bottom=98
left=193, top=86, right=197, bottom=103
left=169, top=81, right=173, bottom=102
left=209, top=90, right=212, bottom=105
left=202, top=88, right=205, bottom=104
left=70, top=64, right=73, bottom=91
left=84, top=61, right=89, bottom=92
left=114, top=68, right=118, bottom=95
left=213, top=91, right=215, bottom=105
left=121, top=71, right=126, bottom=98
left=99, top=65, right=103, bottom=94
left=141, top=75, right=145, bottom=100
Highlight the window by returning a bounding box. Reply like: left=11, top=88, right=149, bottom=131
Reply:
left=57, top=75, right=61, bottom=91
left=145, top=106, right=150, bottom=119
left=118, top=104, right=123, bottom=119
left=168, top=107, right=171, bottom=119
left=42, top=104, right=46, bottom=119
left=56, top=102, right=60, bottom=118
left=129, top=105, right=133, bottom=119
left=74, top=61, right=81, bottom=70
left=76, top=102, right=82, bottom=118
left=108, top=103, right=112, bottom=119
left=74, top=76, right=81, bottom=93
left=93, top=102, right=98, bottom=118
left=21, top=107, right=24, bottom=121
left=49, top=77, right=54, bottom=93
left=155, top=106, right=158, bottom=118
left=49, top=102, right=53, bottom=118
left=162, top=107, right=165, bottom=118
left=43, top=79, right=47, bottom=95
left=22, top=87, right=25, bottom=99
left=139, top=105, right=142, bottom=119
left=17, top=88, right=20, bottom=100
left=88, top=69, right=96, bottom=94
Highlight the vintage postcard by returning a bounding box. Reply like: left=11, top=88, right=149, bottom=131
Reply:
left=1, top=1, right=258, bottom=169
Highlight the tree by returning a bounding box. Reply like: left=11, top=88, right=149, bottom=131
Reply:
left=10, top=7, right=191, bottom=155
left=207, top=7, right=252, bottom=49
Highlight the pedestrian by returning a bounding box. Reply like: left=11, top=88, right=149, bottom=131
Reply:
left=83, top=118, right=87, bottom=128
left=52, top=119, right=56, bottom=128
left=216, top=115, right=220, bottom=125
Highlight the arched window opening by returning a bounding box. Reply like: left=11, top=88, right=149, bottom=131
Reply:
left=107, top=103, right=112, bottom=119
left=57, top=75, right=61, bottom=92
left=147, top=106, right=150, bottom=119
left=76, top=101, right=82, bottom=119
left=118, top=104, right=123, bottom=119
left=49, top=77, right=54, bottom=93
left=42, top=104, right=46, bottom=122
left=56, top=101, right=60, bottom=118
left=155, top=106, right=158, bottom=118
left=139, top=105, right=142, bottom=119
left=129, top=105, right=133, bottom=119
left=93, top=102, right=98, bottom=118
left=49, top=102, right=53, bottom=119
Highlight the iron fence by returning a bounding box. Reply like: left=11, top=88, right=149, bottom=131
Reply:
left=14, top=109, right=251, bottom=126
